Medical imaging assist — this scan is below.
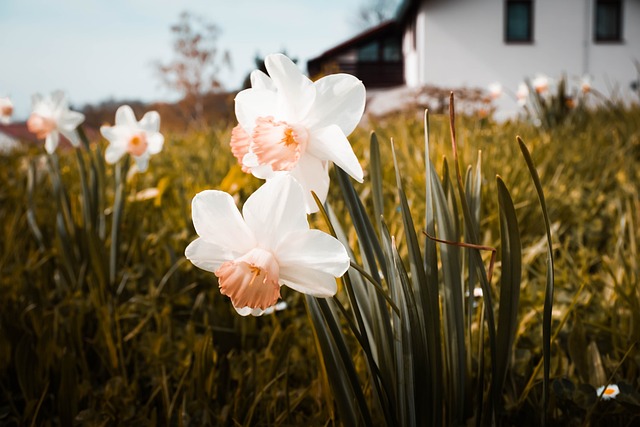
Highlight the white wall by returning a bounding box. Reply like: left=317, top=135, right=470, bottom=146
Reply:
left=405, top=0, right=640, bottom=117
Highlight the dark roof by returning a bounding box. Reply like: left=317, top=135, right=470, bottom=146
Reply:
left=395, top=0, right=420, bottom=23
left=308, top=20, right=399, bottom=63
left=0, top=122, right=39, bottom=144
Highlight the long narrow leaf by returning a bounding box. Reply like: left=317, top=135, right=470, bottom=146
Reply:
left=423, top=110, right=444, bottom=426
left=494, top=177, right=522, bottom=404
left=429, top=165, right=466, bottom=425
left=517, top=136, right=554, bottom=422
left=391, top=139, right=431, bottom=424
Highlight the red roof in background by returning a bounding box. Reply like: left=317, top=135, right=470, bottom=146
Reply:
left=0, top=122, right=40, bottom=144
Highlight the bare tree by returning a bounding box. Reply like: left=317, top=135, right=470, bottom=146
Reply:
left=155, top=11, right=231, bottom=125
left=353, top=0, right=400, bottom=30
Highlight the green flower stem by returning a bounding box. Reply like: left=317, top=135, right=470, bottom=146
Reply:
left=110, top=158, right=128, bottom=288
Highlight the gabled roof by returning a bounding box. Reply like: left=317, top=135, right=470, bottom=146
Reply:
left=308, top=20, right=399, bottom=63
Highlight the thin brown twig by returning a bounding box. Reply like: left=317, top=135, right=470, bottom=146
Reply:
left=423, top=230, right=497, bottom=284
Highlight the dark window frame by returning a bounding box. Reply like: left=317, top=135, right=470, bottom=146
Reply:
left=505, top=0, right=534, bottom=44
left=594, top=0, right=623, bottom=43
left=357, top=36, right=403, bottom=64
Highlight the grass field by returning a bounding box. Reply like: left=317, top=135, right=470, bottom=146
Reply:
left=1, top=103, right=639, bottom=425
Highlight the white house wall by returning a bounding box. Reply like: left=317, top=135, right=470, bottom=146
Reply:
left=405, top=0, right=640, bottom=117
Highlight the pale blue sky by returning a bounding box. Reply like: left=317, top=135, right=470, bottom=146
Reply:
left=0, top=0, right=371, bottom=119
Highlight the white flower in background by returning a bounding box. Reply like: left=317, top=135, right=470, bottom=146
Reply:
left=488, top=82, right=502, bottom=100
left=516, top=83, right=529, bottom=106
left=185, top=175, right=350, bottom=316
left=0, top=97, right=14, bottom=124
left=100, top=105, right=164, bottom=172
left=532, top=74, right=550, bottom=94
left=580, top=75, right=592, bottom=93
left=27, top=91, right=85, bottom=153
left=231, top=53, right=366, bottom=213
left=596, top=384, right=620, bottom=400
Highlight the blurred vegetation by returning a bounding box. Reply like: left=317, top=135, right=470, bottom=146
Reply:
left=0, top=102, right=639, bottom=425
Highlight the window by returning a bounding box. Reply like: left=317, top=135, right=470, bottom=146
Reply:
left=505, top=0, right=533, bottom=43
left=595, top=0, right=622, bottom=42
left=382, top=37, right=402, bottom=62
left=358, top=41, right=379, bottom=62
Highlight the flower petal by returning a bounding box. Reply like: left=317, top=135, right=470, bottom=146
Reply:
left=242, top=176, right=308, bottom=248
left=59, top=129, right=81, bottom=147
left=191, top=190, right=256, bottom=254
left=105, top=141, right=127, bottom=164
left=100, top=125, right=128, bottom=143
left=306, top=74, right=365, bottom=135
left=235, top=88, right=278, bottom=133
left=264, top=53, right=316, bottom=122
left=58, top=111, right=85, bottom=131
left=139, top=111, right=160, bottom=133
left=51, top=90, right=68, bottom=110
left=289, top=155, right=330, bottom=213
left=307, top=124, right=363, bottom=182
left=45, top=131, right=59, bottom=154
left=185, top=238, right=234, bottom=272
left=234, top=306, right=267, bottom=316
left=146, top=132, right=164, bottom=154
left=133, top=153, right=150, bottom=172
left=280, top=266, right=338, bottom=298
left=243, top=151, right=279, bottom=179
left=250, top=70, right=275, bottom=91
left=276, top=229, right=349, bottom=276
left=115, top=105, right=138, bottom=128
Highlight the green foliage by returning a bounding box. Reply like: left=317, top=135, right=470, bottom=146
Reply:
left=1, top=103, right=639, bottom=425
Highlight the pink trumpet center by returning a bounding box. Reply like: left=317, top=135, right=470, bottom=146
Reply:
left=1, top=104, right=13, bottom=117
left=534, top=82, right=548, bottom=94
left=127, top=132, right=148, bottom=156
left=215, top=247, right=281, bottom=310
left=251, top=116, right=309, bottom=171
left=27, top=114, right=56, bottom=139
left=229, top=124, right=252, bottom=172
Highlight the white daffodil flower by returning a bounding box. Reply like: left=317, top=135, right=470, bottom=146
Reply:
left=0, top=97, right=14, bottom=124
left=231, top=53, right=366, bottom=213
left=532, top=74, right=550, bottom=94
left=185, top=175, right=350, bottom=316
left=596, top=384, right=620, bottom=400
left=516, top=83, right=529, bottom=106
left=580, top=75, right=592, bottom=93
left=27, top=91, right=85, bottom=153
left=100, top=105, right=164, bottom=172
left=488, top=82, right=502, bottom=100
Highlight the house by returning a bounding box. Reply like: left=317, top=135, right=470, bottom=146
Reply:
left=307, top=21, right=404, bottom=89
left=309, top=0, right=640, bottom=118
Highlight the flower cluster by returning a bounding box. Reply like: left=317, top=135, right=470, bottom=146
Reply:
left=24, top=91, right=164, bottom=171
left=487, top=74, right=593, bottom=109
left=20, top=54, right=360, bottom=317
left=186, top=54, right=364, bottom=315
